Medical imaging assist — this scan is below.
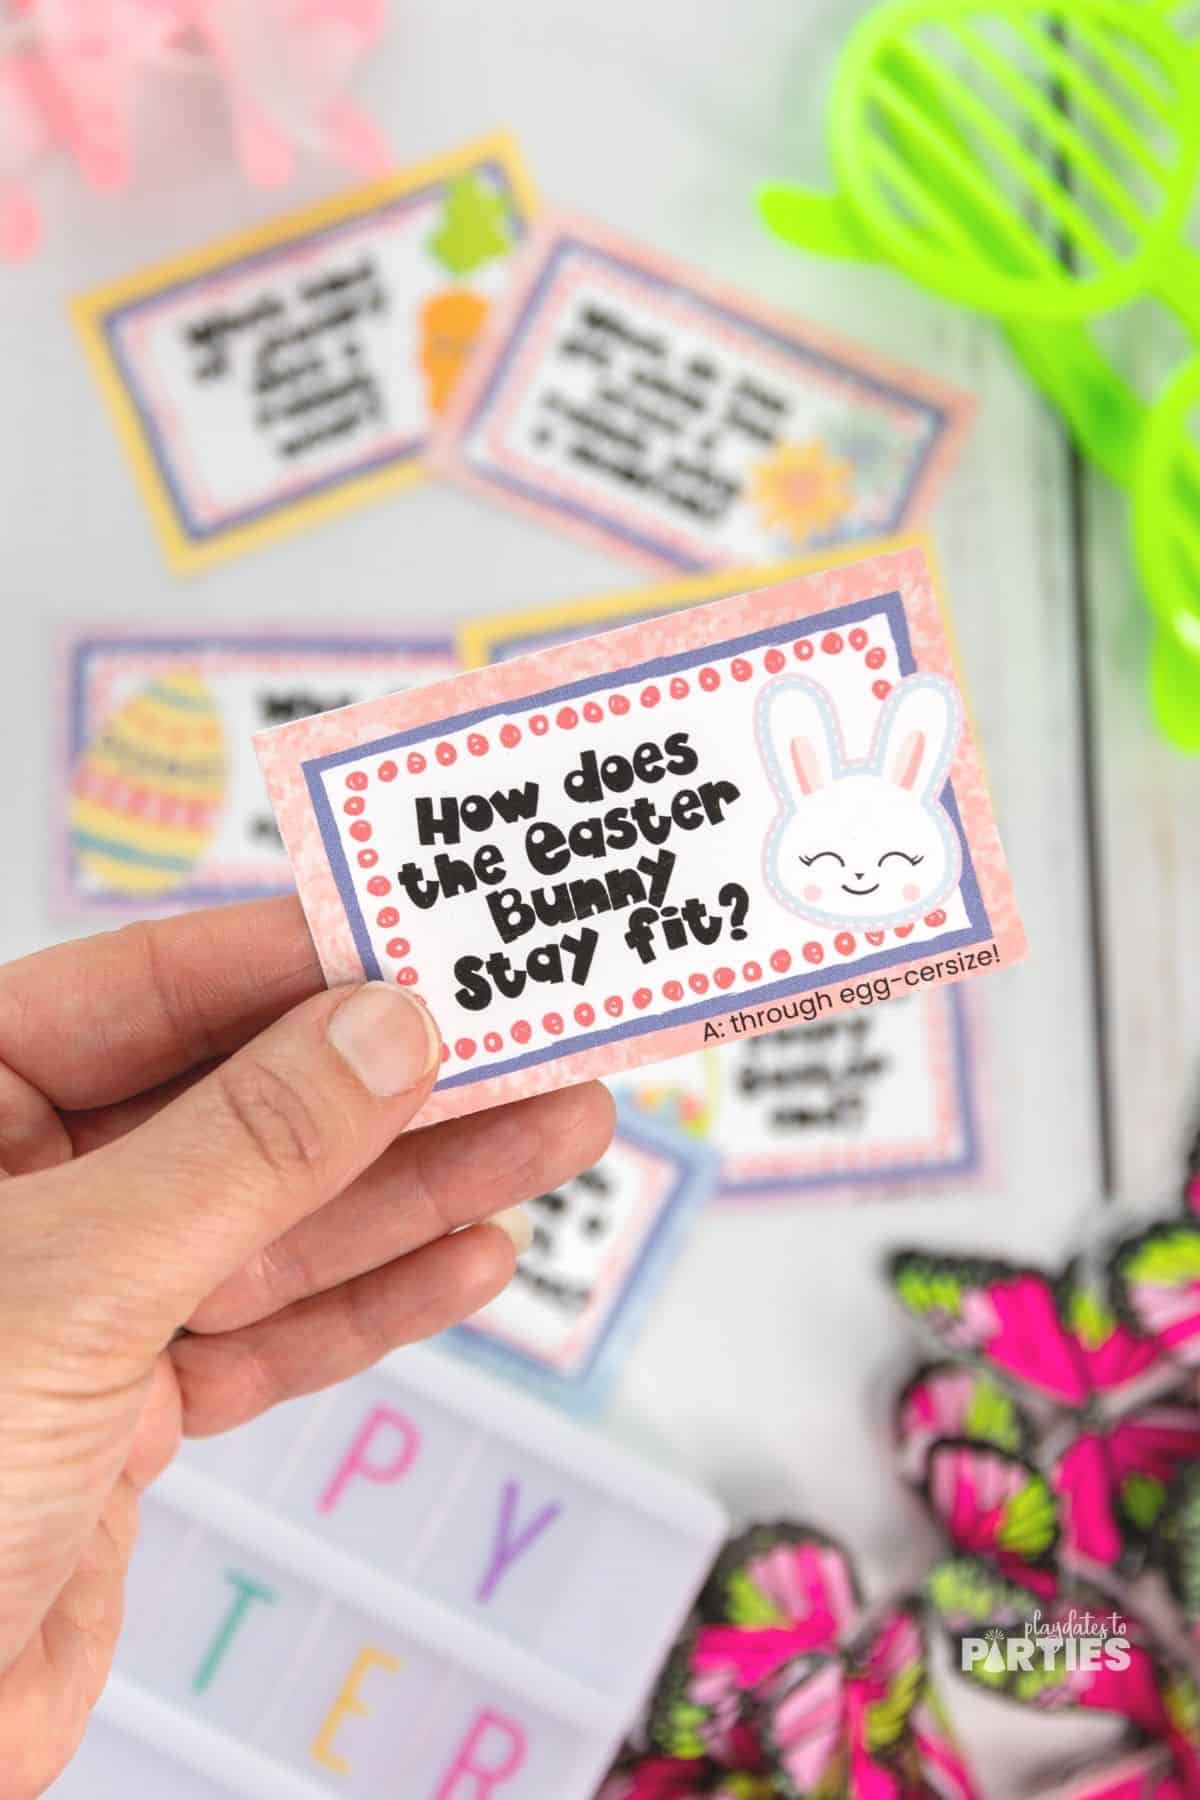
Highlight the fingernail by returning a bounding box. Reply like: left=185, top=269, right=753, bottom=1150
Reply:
left=490, top=1205, right=533, bottom=1256
left=327, top=984, right=440, bottom=1097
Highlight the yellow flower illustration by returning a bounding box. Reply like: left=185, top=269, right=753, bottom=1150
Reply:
left=750, top=440, right=855, bottom=544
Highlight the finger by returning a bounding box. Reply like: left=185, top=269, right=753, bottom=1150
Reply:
left=189, top=1080, right=616, bottom=1333
left=64, top=1062, right=218, bottom=1157
left=173, top=1221, right=517, bottom=1435
left=0, top=898, right=319, bottom=1111
left=46, top=982, right=441, bottom=1347
left=0, top=1057, right=72, bottom=1178
left=26, top=1058, right=220, bottom=1173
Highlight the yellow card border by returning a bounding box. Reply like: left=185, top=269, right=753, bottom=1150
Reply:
left=70, top=131, right=541, bottom=577
left=458, top=532, right=941, bottom=667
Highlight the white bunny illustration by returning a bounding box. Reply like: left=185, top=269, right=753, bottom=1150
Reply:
left=756, top=672, right=964, bottom=929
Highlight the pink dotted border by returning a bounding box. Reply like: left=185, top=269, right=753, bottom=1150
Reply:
left=339, top=628, right=917, bottom=1067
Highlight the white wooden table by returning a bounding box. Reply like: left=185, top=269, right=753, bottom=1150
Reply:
left=4, top=2, right=1196, bottom=1792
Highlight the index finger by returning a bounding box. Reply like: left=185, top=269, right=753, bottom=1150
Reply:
left=0, top=897, right=322, bottom=1110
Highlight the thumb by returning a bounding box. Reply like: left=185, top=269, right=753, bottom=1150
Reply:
left=49, top=983, right=441, bottom=1343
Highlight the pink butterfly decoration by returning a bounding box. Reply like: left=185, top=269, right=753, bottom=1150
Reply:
left=632, top=1524, right=980, bottom=1798
left=891, top=1256, right=1200, bottom=1575
left=0, top=0, right=389, bottom=258
left=759, top=1606, right=977, bottom=1800
left=894, top=1198, right=1200, bottom=1795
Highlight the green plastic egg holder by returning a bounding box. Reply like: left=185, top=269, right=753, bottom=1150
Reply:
left=761, top=0, right=1200, bottom=749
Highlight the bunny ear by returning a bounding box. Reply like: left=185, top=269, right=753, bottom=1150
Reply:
left=875, top=675, right=962, bottom=802
left=756, top=676, right=843, bottom=799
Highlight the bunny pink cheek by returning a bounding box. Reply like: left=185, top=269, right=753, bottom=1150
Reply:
left=902, top=881, right=921, bottom=902
left=803, top=883, right=822, bottom=903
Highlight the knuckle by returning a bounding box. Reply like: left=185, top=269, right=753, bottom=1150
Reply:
left=342, top=1275, right=390, bottom=1368
left=253, top=1232, right=312, bottom=1313
left=214, top=1056, right=327, bottom=1188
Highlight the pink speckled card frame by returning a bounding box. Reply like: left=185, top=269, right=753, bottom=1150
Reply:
left=256, top=545, right=1025, bottom=1127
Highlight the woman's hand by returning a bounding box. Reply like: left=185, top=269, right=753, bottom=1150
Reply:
left=0, top=898, right=614, bottom=1796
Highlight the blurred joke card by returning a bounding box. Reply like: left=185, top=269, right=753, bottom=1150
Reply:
left=72, top=133, right=538, bottom=571
left=257, top=543, right=1025, bottom=1129
left=60, top=628, right=457, bottom=913
left=618, top=987, right=981, bottom=1201
left=448, top=1105, right=716, bottom=1410
left=429, top=215, right=975, bottom=571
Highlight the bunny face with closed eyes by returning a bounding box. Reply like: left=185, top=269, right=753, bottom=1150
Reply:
left=757, top=672, right=964, bottom=930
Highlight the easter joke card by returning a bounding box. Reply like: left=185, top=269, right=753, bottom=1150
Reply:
left=429, top=215, right=976, bottom=571
left=448, top=1104, right=717, bottom=1410
left=59, top=1348, right=726, bottom=1800
left=59, top=629, right=459, bottom=913
left=72, top=133, right=538, bottom=571
left=464, top=555, right=986, bottom=1203
left=257, top=544, right=1025, bottom=1128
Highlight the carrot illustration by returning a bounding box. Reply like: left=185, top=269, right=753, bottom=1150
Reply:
left=419, top=287, right=490, bottom=416
left=419, top=174, right=514, bottom=415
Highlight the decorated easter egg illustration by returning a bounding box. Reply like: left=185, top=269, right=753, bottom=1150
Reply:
left=70, top=669, right=227, bottom=898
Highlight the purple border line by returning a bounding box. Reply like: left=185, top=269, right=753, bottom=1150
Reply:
left=102, top=163, right=528, bottom=544
left=302, top=592, right=994, bottom=1090
left=456, top=233, right=950, bottom=569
